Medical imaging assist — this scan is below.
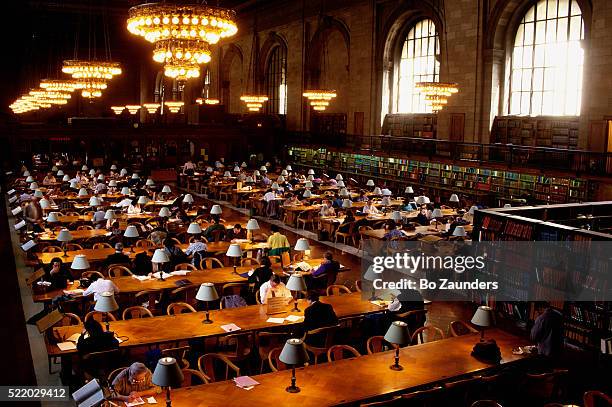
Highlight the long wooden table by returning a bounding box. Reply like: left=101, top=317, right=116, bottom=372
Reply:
left=37, top=229, right=111, bottom=242
left=168, top=329, right=530, bottom=406
left=47, top=293, right=383, bottom=356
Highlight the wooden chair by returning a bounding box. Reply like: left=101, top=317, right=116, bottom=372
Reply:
left=450, top=320, right=478, bottom=337
left=42, top=245, right=63, bottom=253
left=241, top=257, right=260, bottom=266
left=360, top=396, right=404, bottom=406
left=108, top=265, right=133, bottom=278
left=255, top=331, right=288, bottom=373
left=584, top=391, right=612, bottom=407
left=327, top=344, right=361, bottom=362
left=255, top=289, right=262, bottom=304
left=335, top=222, right=355, bottom=245
left=267, top=347, right=288, bottom=372
left=77, top=225, right=94, bottom=231
left=221, top=283, right=248, bottom=298
left=401, top=387, right=446, bottom=406
left=366, top=335, right=390, bottom=355
left=302, top=324, right=340, bottom=364
left=326, top=284, right=352, bottom=296
left=122, top=306, right=153, bottom=320
left=82, top=271, right=105, bottom=280
left=355, top=279, right=362, bottom=292
left=396, top=309, right=428, bottom=340
left=161, top=345, right=191, bottom=369
left=180, top=368, right=210, bottom=387
left=470, top=402, right=503, bottom=407
left=268, top=256, right=281, bottom=265
left=47, top=313, right=82, bottom=373
left=520, top=369, right=569, bottom=405
left=134, top=289, right=163, bottom=313
left=210, top=229, right=225, bottom=242
left=65, top=243, right=84, bottom=251
left=84, top=311, right=117, bottom=324
left=93, top=242, right=113, bottom=249
left=167, top=302, right=196, bottom=315
left=107, top=366, right=128, bottom=385
left=80, top=349, right=121, bottom=382
left=135, top=239, right=156, bottom=249
left=175, top=263, right=197, bottom=271
left=444, top=376, right=483, bottom=407
left=216, top=332, right=252, bottom=364
left=197, top=354, right=240, bottom=383
left=411, top=325, right=445, bottom=344
left=65, top=211, right=80, bottom=216
left=169, top=285, right=198, bottom=305
left=297, top=210, right=316, bottom=230
left=170, top=237, right=182, bottom=246
left=200, top=257, right=224, bottom=269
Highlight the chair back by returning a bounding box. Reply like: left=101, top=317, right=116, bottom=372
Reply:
left=411, top=325, right=445, bottom=344
left=210, top=229, right=225, bottom=242
left=197, top=353, right=240, bottom=382
left=175, top=263, right=197, bottom=271
left=42, top=246, right=63, bottom=253
left=255, top=331, right=288, bottom=360
left=181, top=368, right=210, bottom=387
left=522, top=369, right=568, bottom=404
left=200, top=257, right=224, bottom=269
left=327, top=344, right=360, bottom=362
left=444, top=376, right=483, bottom=407
left=584, top=390, right=612, bottom=407
left=80, top=348, right=121, bottom=381
left=366, top=335, right=390, bottom=355
left=355, top=279, right=362, bottom=292
left=221, top=283, right=247, bottom=297
left=267, top=347, right=288, bottom=372
left=65, top=243, right=84, bottom=251
left=450, top=320, right=478, bottom=337
left=401, top=386, right=446, bottom=406
left=161, top=345, right=191, bottom=369
left=167, top=302, right=196, bottom=315
left=82, top=271, right=105, bottom=280
left=303, top=324, right=340, bottom=357
left=241, top=257, right=260, bottom=266
left=108, top=265, right=133, bottom=278
left=77, top=225, right=94, bottom=231
left=84, top=311, right=117, bottom=324
left=281, top=251, right=291, bottom=267
left=93, top=243, right=113, bottom=249
left=326, top=284, right=351, bottom=296
left=169, top=285, right=198, bottom=305
left=135, top=239, right=156, bottom=248
left=122, top=306, right=153, bottom=320
left=107, top=366, right=128, bottom=385
left=470, top=402, right=503, bottom=407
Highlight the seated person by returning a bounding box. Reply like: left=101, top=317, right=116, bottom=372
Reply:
left=225, top=224, right=246, bottom=241
left=42, top=172, right=56, bottom=185
left=263, top=188, right=276, bottom=202
left=111, top=362, right=161, bottom=403
left=163, top=238, right=186, bottom=266
left=362, top=200, right=379, bottom=215
left=302, top=251, right=340, bottom=289
left=319, top=200, right=336, bottom=217
left=132, top=249, right=153, bottom=276
left=283, top=193, right=300, bottom=206
left=109, top=221, right=122, bottom=236
left=259, top=274, right=292, bottom=304
left=203, top=216, right=226, bottom=241
left=45, top=257, right=72, bottom=289
left=383, top=220, right=403, bottom=240
left=185, top=234, right=208, bottom=265
left=82, top=274, right=120, bottom=302
left=267, top=224, right=290, bottom=256
left=248, top=256, right=273, bottom=291
left=77, top=319, right=119, bottom=355
left=149, top=226, right=168, bottom=247
left=94, top=181, right=107, bottom=195
left=104, top=243, right=131, bottom=267
left=416, top=207, right=430, bottom=226
left=355, top=190, right=369, bottom=202
left=127, top=202, right=142, bottom=214
left=337, top=210, right=355, bottom=234
left=331, top=194, right=343, bottom=208
left=303, top=291, right=338, bottom=333
left=530, top=303, right=563, bottom=358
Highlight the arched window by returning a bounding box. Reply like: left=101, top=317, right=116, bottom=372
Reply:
left=509, top=0, right=584, bottom=116
left=396, top=19, right=440, bottom=113
left=264, top=45, right=287, bottom=115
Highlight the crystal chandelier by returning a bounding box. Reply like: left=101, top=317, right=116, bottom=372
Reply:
left=127, top=3, right=237, bottom=81
left=40, top=79, right=78, bottom=93
left=62, top=60, right=121, bottom=98
left=303, top=90, right=337, bottom=111
left=415, top=82, right=458, bottom=112
left=165, top=101, right=184, bottom=113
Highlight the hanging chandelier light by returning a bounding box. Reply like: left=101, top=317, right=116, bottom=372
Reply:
left=415, top=82, right=458, bottom=112
left=62, top=61, right=120, bottom=99
left=303, top=90, right=336, bottom=111
left=196, top=97, right=220, bottom=105
left=125, top=105, right=141, bottom=115
left=240, top=95, right=268, bottom=112
left=127, top=3, right=237, bottom=81
left=39, top=79, right=78, bottom=93
left=142, top=103, right=160, bottom=114
left=165, top=101, right=184, bottom=113
left=111, top=106, right=125, bottom=115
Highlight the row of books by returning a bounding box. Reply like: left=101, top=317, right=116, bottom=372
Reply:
left=567, top=304, right=609, bottom=330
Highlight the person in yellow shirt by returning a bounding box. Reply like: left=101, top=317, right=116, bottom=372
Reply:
left=267, top=224, right=290, bottom=256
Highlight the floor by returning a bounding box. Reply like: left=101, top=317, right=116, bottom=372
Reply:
left=11, top=188, right=473, bottom=406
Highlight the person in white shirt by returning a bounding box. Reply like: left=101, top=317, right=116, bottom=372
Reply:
left=319, top=200, right=335, bottom=217
left=82, top=274, right=120, bottom=302
left=362, top=200, right=379, bottom=215
left=91, top=208, right=106, bottom=229
left=94, top=182, right=107, bottom=194
left=259, top=275, right=292, bottom=304
left=185, top=235, right=207, bottom=257
left=263, top=189, right=276, bottom=202
left=127, top=203, right=142, bottom=214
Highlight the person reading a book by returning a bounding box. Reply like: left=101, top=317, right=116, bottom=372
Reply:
left=301, top=252, right=340, bottom=289
left=259, top=274, right=292, bottom=304
left=45, top=257, right=72, bottom=289
left=77, top=319, right=119, bottom=355
left=111, top=362, right=161, bottom=403
left=248, top=256, right=273, bottom=292
left=267, top=225, right=290, bottom=256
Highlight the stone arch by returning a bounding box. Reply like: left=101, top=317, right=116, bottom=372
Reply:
left=220, top=43, right=244, bottom=113
left=306, top=16, right=350, bottom=87
left=258, top=31, right=288, bottom=85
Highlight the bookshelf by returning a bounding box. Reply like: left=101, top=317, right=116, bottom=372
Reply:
left=287, top=147, right=594, bottom=205
left=382, top=114, right=437, bottom=138
left=491, top=116, right=579, bottom=149
left=473, top=203, right=612, bottom=352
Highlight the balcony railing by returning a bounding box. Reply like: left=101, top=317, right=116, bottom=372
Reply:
left=284, top=132, right=612, bottom=177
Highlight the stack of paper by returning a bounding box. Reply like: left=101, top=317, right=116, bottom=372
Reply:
left=266, top=317, right=285, bottom=324
left=57, top=342, right=77, bottom=351
left=63, top=288, right=84, bottom=296
left=151, top=272, right=172, bottom=280
left=170, top=270, right=191, bottom=276
left=221, top=323, right=241, bottom=332
left=233, top=376, right=260, bottom=390
left=66, top=333, right=81, bottom=342
left=285, top=315, right=304, bottom=323
left=132, top=275, right=151, bottom=281
left=125, top=397, right=145, bottom=406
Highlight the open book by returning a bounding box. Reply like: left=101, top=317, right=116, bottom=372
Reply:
left=294, top=261, right=312, bottom=272
left=72, top=379, right=110, bottom=407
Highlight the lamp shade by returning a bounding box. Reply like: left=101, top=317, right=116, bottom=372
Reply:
left=158, top=207, right=171, bottom=217
left=468, top=205, right=478, bottom=215
left=51, top=165, right=58, bottom=172
left=260, top=166, right=267, bottom=172
left=71, top=254, right=90, bottom=270
left=104, top=210, right=115, bottom=220
left=152, top=357, right=184, bottom=388
left=335, top=174, right=343, bottom=181
left=384, top=321, right=411, bottom=345
left=382, top=189, right=392, bottom=196
left=279, top=338, right=308, bottom=365
left=89, top=169, right=96, bottom=176
left=131, top=173, right=140, bottom=179
left=366, top=180, right=375, bottom=187
left=121, top=187, right=131, bottom=195
left=162, top=185, right=171, bottom=194
left=307, top=175, right=314, bottom=181
left=39, top=198, right=51, bottom=209
left=81, top=165, right=88, bottom=171
left=233, top=165, right=240, bottom=172
left=94, top=292, right=118, bottom=312
left=224, top=171, right=231, bottom=177
left=405, top=186, right=414, bottom=194
left=62, top=175, right=70, bottom=182
left=30, top=182, right=39, bottom=190
left=294, top=238, right=310, bottom=251
left=182, top=194, right=194, bottom=204
left=305, top=181, right=313, bottom=188
left=281, top=170, right=288, bottom=177
left=97, top=175, right=105, bottom=182
left=431, top=209, right=443, bottom=219
left=271, top=182, right=280, bottom=190
left=187, top=222, right=202, bottom=234
left=253, top=170, right=260, bottom=176
left=210, top=205, right=222, bottom=215
left=342, top=199, right=352, bottom=208
left=146, top=178, right=155, bottom=186
left=69, top=181, right=78, bottom=189
left=336, top=180, right=345, bottom=188
left=241, top=162, right=248, bottom=168
left=471, top=306, right=494, bottom=327
left=246, top=219, right=260, bottom=230
left=286, top=274, right=307, bottom=292
left=278, top=176, right=285, bottom=183
left=308, top=169, right=315, bottom=175
left=303, top=190, right=312, bottom=198
left=123, top=225, right=140, bottom=238
left=151, top=249, right=170, bottom=263
left=449, top=194, right=460, bottom=203
left=225, top=244, right=243, bottom=258
left=110, top=164, right=117, bottom=171
left=195, top=283, right=219, bottom=302
left=373, top=187, right=382, bottom=195
left=108, top=180, right=117, bottom=187
left=56, top=229, right=73, bottom=242
left=26, top=176, right=34, bottom=183
left=137, top=196, right=148, bottom=205
left=286, top=165, right=292, bottom=171
left=504, top=203, right=512, bottom=208
left=453, top=226, right=467, bottom=237
left=391, top=211, right=402, bottom=222
left=23, top=170, right=30, bottom=177
left=339, top=188, right=349, bottom=198
left=415, top=196, right=430, bottom=205
left=246, top=176, right=254, bottom=183
left=34, top=190, right=44, bottom=198
left=47, top=212, right=60, bottom=223
left=120, top=168, right=128, bottom=176
left=206, top=166, right=213, bottom=173
left=78, top=188, right=88, bottom=197
left=89, top=196, right=101, bottom=207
